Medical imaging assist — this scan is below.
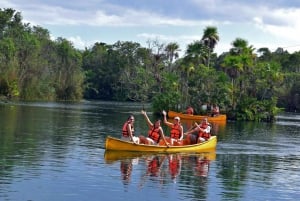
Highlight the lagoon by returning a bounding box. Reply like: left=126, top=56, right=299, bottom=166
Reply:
left=0, top=101, right=299, bottom=201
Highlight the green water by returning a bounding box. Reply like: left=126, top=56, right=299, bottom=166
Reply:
left=0, top=101, right=299, bottom=201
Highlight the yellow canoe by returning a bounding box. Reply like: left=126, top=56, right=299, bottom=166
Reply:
left=105, top=135, right=217, bottom=153
left=168, top=110, right=227, bottom=122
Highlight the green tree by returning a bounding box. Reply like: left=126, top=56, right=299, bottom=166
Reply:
left=164, top=42, right=180, bottom=71
left=185, top=41, right=208, bottom=66
left=0, top=37, right=18, bottom=97
left=221, top=38, right=255, bottom=110
left=54, top=38, right=83, bottom=100
left=82, top=42, right=112, bottom=99
left=179, top=41, right=208, bottom=107
left=112, top=41, right=153, bottom=101
left=152, top=72, right=181, bottom=113
left=201, top=26, right=219, bottom=68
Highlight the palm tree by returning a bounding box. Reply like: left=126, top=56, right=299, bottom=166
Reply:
left=165, top=42, right=180, bottom=71
left=185, top=41, right=208, bottom=66
left=221, top=37, right=256, bottom=110
left=201, top=26, right=219, bottom=68
left=230, top=38, right=251, bottom=54
left=165, top=42, right=180, bottom=62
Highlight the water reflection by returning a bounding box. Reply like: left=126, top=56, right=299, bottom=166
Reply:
left=168, top=154, right=182, bottom=180
left=104, top=151, right=215, bottom=187
left=1, top=102, right=300, bottom=201
left=120, top=158, right=133, bottom=185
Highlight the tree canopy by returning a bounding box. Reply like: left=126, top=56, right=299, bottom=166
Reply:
left=1, top=8, right=299, bottom=121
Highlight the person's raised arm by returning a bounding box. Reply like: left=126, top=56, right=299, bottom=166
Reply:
left=141, top=110, right=153, bottom=127
left=162, top=110, right=172, bottom=127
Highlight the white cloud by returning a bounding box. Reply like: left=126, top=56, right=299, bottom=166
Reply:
left=67, top=36, right=88, bottom=49
left=254, top=8, right=300, bottom=42
left=49, top=34, right=96, bottom=50
left=40, top=7, right=211, bottom=27
left=3, top=0, right=300, bottom=54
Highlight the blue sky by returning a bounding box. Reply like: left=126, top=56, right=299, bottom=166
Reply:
left=3, top=0, right=300, bottom=56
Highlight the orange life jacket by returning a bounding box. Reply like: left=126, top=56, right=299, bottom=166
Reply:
left=170, top=124, right=182, bottom=139
left=198, top=123, right=211, bottom=140
left=148, top=126, right=161, bottom=143
left=122, top=121, right=134, bottom=137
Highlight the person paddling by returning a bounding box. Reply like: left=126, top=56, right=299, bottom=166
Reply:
left=184, top=118, right=211, bottom=144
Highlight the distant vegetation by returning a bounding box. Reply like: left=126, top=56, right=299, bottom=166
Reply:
left=1, top=8, right=299, bottom=121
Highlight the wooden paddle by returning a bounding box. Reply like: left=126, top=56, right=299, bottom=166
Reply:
left=184, top=122, right=198, bottom=135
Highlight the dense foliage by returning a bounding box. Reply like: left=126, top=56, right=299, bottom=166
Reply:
left=1, top=8, right=299, bottom=121
left=0, top=8, right=83, bottom=101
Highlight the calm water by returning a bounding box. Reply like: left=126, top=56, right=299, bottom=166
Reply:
left=0, top=101, right=299, bottom=201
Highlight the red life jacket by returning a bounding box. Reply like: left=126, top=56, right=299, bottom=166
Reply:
left=148, top=126, right=161, bottom=143
left=170, top=124, right=182, bottom=139
left=122, top=121, right=134, bottom=137
left=198, top=123, right=211, bottom=140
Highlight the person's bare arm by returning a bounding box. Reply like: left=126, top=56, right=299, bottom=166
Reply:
left=141, top=110, right=153, bottom=127
left=159, top=127, right=169, bottom=147
left=127, top=123, right=134, bottom=142
left=179, top=125, right=184, bottom=140
left=184, top=124, right=199, bottom=135
left=162, top=110, right=172, bottom=127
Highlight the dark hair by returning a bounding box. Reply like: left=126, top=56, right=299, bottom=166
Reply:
left=154, top=119, right=161, bottom=128
left=127, top=115, right=134, bottom=120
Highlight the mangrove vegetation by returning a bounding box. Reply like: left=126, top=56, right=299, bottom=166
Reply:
left=0, top=8, right=299, bottom=121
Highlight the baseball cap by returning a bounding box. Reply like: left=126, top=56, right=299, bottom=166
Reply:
left=174, top=116, right=180, bottom=121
